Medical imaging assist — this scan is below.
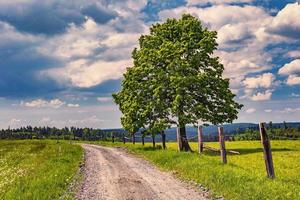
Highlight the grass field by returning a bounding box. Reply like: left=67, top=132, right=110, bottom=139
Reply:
left=95, top=140, right=300, bottom=200
left=0, top=140, right=83, bottom=200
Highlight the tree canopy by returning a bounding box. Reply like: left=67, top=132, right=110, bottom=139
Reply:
left=113, top=14, right=243, bottom=151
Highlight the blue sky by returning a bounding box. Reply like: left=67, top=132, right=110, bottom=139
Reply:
left=0, top=0, right=300, bottom=129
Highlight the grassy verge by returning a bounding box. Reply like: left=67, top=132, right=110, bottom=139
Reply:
left=92, top=140, right=300, bottom=200
left=0, top=140, right=83, bottom=200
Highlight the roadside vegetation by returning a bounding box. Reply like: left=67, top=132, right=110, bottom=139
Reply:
left=95, top=140, right=300, bottom=200
left=0, top=140, right=83, bottom=200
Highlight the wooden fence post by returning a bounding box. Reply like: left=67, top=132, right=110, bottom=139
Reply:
left=259, top=122, right=275, bottom=179
left=161, top=131, right=166, bottom=149
left=198, top=125, right=203, bottom=153
left=218, top=127, right=227, bottom=164
left=176, top=127, right=182, bottom=151
left=132, top=133, right=135, bottom=145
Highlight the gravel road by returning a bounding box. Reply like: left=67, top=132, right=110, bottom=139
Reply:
left=76, top=144, right=208, bottom=200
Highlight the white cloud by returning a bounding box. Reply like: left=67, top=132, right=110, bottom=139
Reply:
left=245, top=108, right=256, bottom=113
left=279, top=59, right=300, bottom=86
left=159, top=5, right=267, bottom=29
left=97, top=97, right=112, bottom=102
left=290, top=93, right=300, bottom=97
left=286, top=75, right=300, bottom=85
left=186, top=0, right=253, bottom=6
left=44, top=59, right=131, bottom=88
left=40, top=16, right=147, bottom=88
left=264, top=109, right=272, bottom=113
left=250, top=90, right=272, bottom=101
left=21, top=99, right=65, bottom=108
left=286, top=50, right=300, bottom=58
left=67, top=103, right=80, bottom=108
left=278, top=59, right=300, bottom=75
left=268, top=3, right=300, bottom=39
left=216, top=23, right=253, bottom=45
left=0, top=21, right=42, bottom=46
left=243, top=73, right=275, bottom=89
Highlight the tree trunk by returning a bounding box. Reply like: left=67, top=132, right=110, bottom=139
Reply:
left=132, top=133, right=135, bottom=145
left=177, top=124, right=192, bottom=151
left=142, top=136, right=145, bottom=146
left=161, top=131, right=166, bottom=149
left=152, top=134, right=156, bottom=147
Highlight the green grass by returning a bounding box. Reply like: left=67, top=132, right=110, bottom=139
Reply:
left=94, top=140, right=300, bottom=200
left=0, top=140, right=83, bottom=200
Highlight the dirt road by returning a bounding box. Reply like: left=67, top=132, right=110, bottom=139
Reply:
left=76, top=144, right=208, bottom=200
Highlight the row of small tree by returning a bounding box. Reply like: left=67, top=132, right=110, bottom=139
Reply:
left=0, top=126, right=122, bottom=140
left=113, top=14, right=242, bottom=151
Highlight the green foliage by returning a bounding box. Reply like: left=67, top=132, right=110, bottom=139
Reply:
left=113, top=14, right=242, bottom=137
left=96, top=141, right=300, bottom=200
left=0, top=140, right=83, bottom=200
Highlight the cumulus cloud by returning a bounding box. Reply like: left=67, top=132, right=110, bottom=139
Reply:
left=268, top=3, right=300, bottom=39
left=278, top=59, right=300, bottom=75
left=286, top=75, right=300, bottom=85
left=0, top=0, right=118, bottom=35
left=43, top=58, right=131, bottom=88
left=186, top=0, right=253, bottom=6
left=241, top=73, right=275, bottom=101
left=159, top=5, right=267, bottom=29
left=216, top=23, right=253, bottom=46
left=250, top=90, right=272, bottom=101
left=245, top=108, right=256, bottom=113
left=279, top=59, right=300, bottom=85
left=67, top=103, right=80, bottom=108
left=264, top=109, right=272, bottom=113
left=286, top=50, right=300, bottom=58
left=243, top=73, right=275, bottom=89
left=39, top=12, right=147, bottom=88
left=21, top=99, right=65, bottom=108
left=0, top=0, right=148, bottom=99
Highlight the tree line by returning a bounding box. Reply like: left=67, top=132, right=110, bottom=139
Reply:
left=0, top=126, right=125, bottom=140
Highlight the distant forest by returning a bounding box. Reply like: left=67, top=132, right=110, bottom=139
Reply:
left=0, top=126, right=123, bottom=140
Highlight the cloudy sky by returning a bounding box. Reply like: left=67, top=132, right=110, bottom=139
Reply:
left=0, top=0, right=300, bottom=129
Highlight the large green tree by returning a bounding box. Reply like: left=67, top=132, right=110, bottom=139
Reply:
left=113, top=14, right=242, bottom=151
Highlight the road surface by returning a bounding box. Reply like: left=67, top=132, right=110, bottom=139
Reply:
left=76, top=144, right=208, bottom=200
